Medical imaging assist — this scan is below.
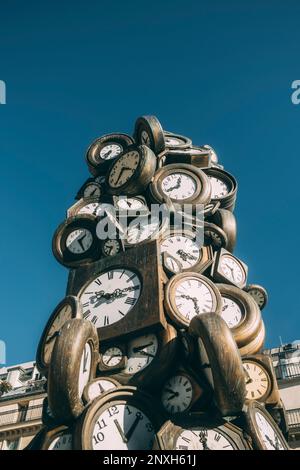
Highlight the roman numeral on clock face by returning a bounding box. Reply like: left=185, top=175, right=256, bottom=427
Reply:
left=125, top=297, right=136, bottom=305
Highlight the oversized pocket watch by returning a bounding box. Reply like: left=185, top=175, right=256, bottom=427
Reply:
left=40, top=425, right=73, bottom=450
left=47, top=318, right=99, bottom=423
left=209, top=208, right=237, bottom=253
left=242, top=354, right=280, bottom=405
left=164, top=131, right=192, bottom=149
left=244, top=283, right=268, bottom=310
left=133, top=115, right=165, bottom=154
left=189, top=313, right=246, bottom=417
left=67, top=197, right=113, bottom=218
left=239, top=401, right=289, bottom=450
left=52, top=214, right=101, bottom=268
left=149, top=164, right=211, bottom=208
left=216, top=284, right=262, bottom=349
left=83, top=377, right=120, bottom=404
left=67, top=241, right=167, bottom=342
left=98, top=324, right=178, bottom=389
left=73, top=386, right=165, bottom=450
left=160, top=228, right=214, bottom=275
left=86, top=133, right=134, bottom=176
left=75, top=178, right=103, bottom=200
left=164, top=272, right=222, bottom=328
left=154, top=418, right=252, bottom=450
left=106, top=144, right=157, bottom=195
left=211, top=248, right=248, bottom=289
left=203, top=167, right=237, bottom=212
left=204, top=222, right=229, bottom=252
left=36, top=295, right=82, bottom=377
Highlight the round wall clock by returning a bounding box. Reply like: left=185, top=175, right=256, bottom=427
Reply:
left=244, top=284, right=268, bottom=310
left=242, top=357, right=273, bottom=403
left=134, top=115, right=165, bottom=154
left=160, top=370, right=203, bottom=415
left=83, top=377, right=120, bottom=404
left=203, top=168, right=237, bottom=212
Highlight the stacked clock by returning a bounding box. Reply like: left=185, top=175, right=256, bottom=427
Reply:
left=30, top=116, right=290, bottom=451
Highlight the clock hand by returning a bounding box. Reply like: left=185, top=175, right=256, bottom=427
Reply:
left=132, top=343, right=154, bottom=353
left=106, top=354, right=122, bottom=364
left=116, top=167, right=132, bottom=184
left=114, top=419, right=128, bottom=443
left=102, top=149, right=112, bottom=159
left=125, top=415, right=142, bottom=442
left=165, top=177, right=182, bottom=193
left=243, top=366, right=253, bottom=384
left=77, top=233, right=87, bottom=250
left=176, top=249, right=197, bottom=262
left=265, top=434, right=276, bottom=449
left=222, top=304, right=229, bottom=311
left=199, top=431, right=210, bottom=450
left=45, top=331, right=60, bottom=343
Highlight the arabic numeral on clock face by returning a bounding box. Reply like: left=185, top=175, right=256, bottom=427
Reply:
left=108, top=406, right=119, bottom=418
left=93, top=432, right=105, bottom=445
left=146, top=422, right=153, bottom=432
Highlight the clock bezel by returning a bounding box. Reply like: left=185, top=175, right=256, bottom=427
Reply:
left=164, top=131, right=192, bottom=150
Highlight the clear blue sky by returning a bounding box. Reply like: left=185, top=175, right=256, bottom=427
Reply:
left=1, top=1, right=300, bottom=366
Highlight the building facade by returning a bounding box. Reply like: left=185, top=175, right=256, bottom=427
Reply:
left=0, top=361, right=46, bottom=450
left=264, top=340, right=300, bottom=450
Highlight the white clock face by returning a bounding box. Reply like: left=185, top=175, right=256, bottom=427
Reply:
left=91, top=404, right=155, bottom=450
left=102, top=239, right=121, bottom=257
left=140, top=130, right=151, bottom=146
left=48, top=433, right=73, bottom=450
left=255, top=411, right=285, bottom=450
left=209, top=176, right=230, bottom=199
left=161, top=375, right=194, bottom=414
left=108, top=151, right=140, bottom=188
left=117, top=197, right=146, bottom=211
left=176, top=429, right=234, bottom=450
left=126, top=216, right=160, bottom=245
left=85, top=379, right=117, bottom=402
left=99, top=143, right=123, bottom=161
left=78, top=342, right=92, bottom=398
left=161, top=173, right=197, bottom=200
left=124, top=334, right=158, bottom=375
left=80, top=269, right=141, bottom=328
left=102, top=346, right=124, bottom=368
left=248, top=289, right=265, bottom=308
left=43, top=304, right=73, bottom=364
left=243, top=362, right=270, bottom=400
left=220, top=256, right=245, bottom=285
left=165, top=136, right=184, bottom=147
left=83, top=184, right=101, bottom=198
left=78, top=202, right=102, bottom=216
left=66, top=229, right=93, bottom=254
left=221, top=296, right=243, bottom=328
left=174, top=278, right=216, bottom=323
left=161, top=235, right=200, bottom=271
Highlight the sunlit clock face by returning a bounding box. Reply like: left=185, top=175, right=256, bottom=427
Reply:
left=91, top=404, right=155, bottom=450
left=243, top=361, right=270, bottom=400
left=83, top=183, right=101, bottom=198
left=124, top=333, right=158, bottom=375
left=161, top=173, right=197, bottom=200
left=126, top=216, right=161, bottom=245
left=102, top=239, right=122, bottom=257
left=209, top=176, right=230, bottom=199
left=99, top=143, right=123, bottom=161
left=85, top=379, right=117, bottom=402
left=175, top=429, right=235, bottom=450
left=221, top=296, right=243, bottom=328
left=161, top=374, right=194, bottom=414
left=220, top=256, right=245, bottom=285
left=174, top=277, right=216, bottom=323
left=48, top=433, right=73, bottom=450
left=78, top=342, right=92, bottom=397
left=66, top=228, right=93, bottom=254
left=160, top=235, right=200, bottom=271
left=255, top=411, right=285, bottom=450
left=43, top=304, right=74, bottom=365
left=108, top=151, right=140, bottom=188
left=80, top=269, right=141, bottom=328
left=102, top=346, right=124, bottom=368
left=117, top=197, right=146, bottom=211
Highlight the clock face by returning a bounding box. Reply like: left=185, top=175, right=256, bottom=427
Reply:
left=124, top=334, right=158, bottom=375
left=43, top=304, right=73, bottom=365
left=254, top=411, right=285, bottom=450
left=108, top=151, right=140, bottom=188
left=161, top=375, right=194, bottom=414
left=85, top=379, right=118, bottom=402
left=248, top=289, right=265, bottom=309
left=221, top=296, right=243, bottom=328
left=84, top=184, right=101, bottom=198
left=243, top=361, right=270, bottom=400
left=66, top=229, right=93, bottom=254
left=102, top=346, right=124, bottom=368
left=165, top=136, right=184, bottom=147
left=176, top=429, right=235, bottom=450
left=91, top=404, right=155, bottom=450
left=126, top=216, right=161, bottom=245
left=99, top=143, right=123, bottom=161
left=80, top=269, right=141, bottom=328
left=220, top=256, right=245, bottom=285
left=78, top=342, right=92, bottom=397
left=140, top=130, right=151, bottom=147
left=209, top=176, right=230, bottom=199
left=102, top=239, right=122, bottom=257
left=117, top=197, right=146, bottom=211
left=161, top=173, right=197, bottom=200
left=48, top=433, right=73, bottom=450
left=160, top=235, right=200, bottom=271
left=174, top=277, right=216, bottom=323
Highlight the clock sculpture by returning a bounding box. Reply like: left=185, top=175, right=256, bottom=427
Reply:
left=31, top=116, right=289, bottom=451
